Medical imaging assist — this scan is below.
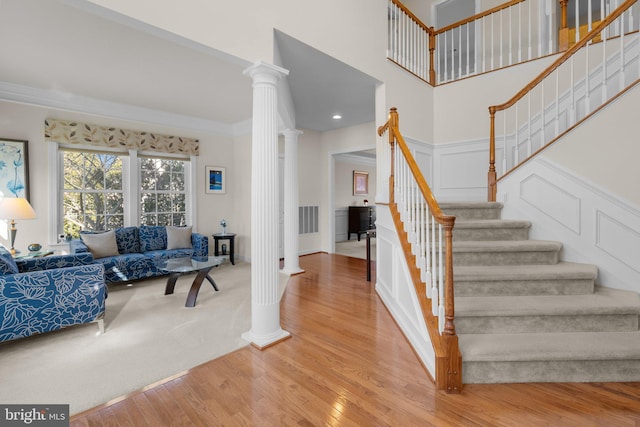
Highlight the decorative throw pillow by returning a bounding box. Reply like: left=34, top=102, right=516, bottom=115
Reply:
left=81, top=230, right=120, bottom=259
left=139, top=226, right=167, bottom=252
left=166, top=226, right=193, bottom=250
left=0, top=247, right=19, bottom=275
left=114, top=226, right=140, bottom=254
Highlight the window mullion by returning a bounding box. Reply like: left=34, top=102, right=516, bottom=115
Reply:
left=126, top=149, right=138, bottom=227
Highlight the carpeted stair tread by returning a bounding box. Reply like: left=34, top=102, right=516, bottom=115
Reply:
left=440, top=202, right=503, bottom=210
left=452, top=240, right=562, bottom=252
left=459, top=331, right=640, bottom=362
left=453, top=219, right=531, bottom=229
left=454, top=262, right=597, bottom=281
left=456, top=286, right=640, bottom=317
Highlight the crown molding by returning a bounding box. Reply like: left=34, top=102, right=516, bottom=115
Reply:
left=0, top=80, right=238, bottom=137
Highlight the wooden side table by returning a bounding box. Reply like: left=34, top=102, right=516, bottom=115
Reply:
left=212, top=233, right=236, bottom=265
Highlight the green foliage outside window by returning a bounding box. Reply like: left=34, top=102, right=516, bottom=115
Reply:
left=62, top=151, right=124, bottom=237
left=139, top=158, right=186, bottom=226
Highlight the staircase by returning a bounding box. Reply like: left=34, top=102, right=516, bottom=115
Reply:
left=442, top=201, right=640, bottom=383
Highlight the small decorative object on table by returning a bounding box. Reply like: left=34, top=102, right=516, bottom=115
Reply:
left=27, top=243, right=42, bottom=252
left=220, top=218, right=227, bottom=235
left=363, top=199, right=369, bottom=206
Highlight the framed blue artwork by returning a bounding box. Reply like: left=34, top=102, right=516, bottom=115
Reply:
left=0, top=138, right=29, bottom=200
left=206, top=165, right=226, bottom=194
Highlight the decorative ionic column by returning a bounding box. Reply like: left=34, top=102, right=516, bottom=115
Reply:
left=281, top=129, right=304, bottom=275
left=241, top=61, right=291, bottom=349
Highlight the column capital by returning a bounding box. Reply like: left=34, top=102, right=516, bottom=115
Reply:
left=280, top=128, right=304, bottom=138
left=243, top=61, right=289, bottom=85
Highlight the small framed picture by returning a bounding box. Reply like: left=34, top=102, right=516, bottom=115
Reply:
left=206, top=166, right=226, bottom=194
left=353, top=170, right=369, bottom=196
left=0, top=138, right=29, bottom=200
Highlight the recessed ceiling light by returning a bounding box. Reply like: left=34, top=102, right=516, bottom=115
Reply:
left=332, top=114, right=342, bottom=120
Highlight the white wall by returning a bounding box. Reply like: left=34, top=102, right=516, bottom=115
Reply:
left=543, top=85, right=640, bottom=207
left=433, top=55, right=558, bottom=144
left=296, top=130, right=323, bottom=255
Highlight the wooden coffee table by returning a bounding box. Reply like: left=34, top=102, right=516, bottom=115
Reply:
left=158, top=256, right=224, bottom=307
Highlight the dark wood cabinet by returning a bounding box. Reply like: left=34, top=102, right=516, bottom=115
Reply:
left=348, top=206, right=376, bottom=241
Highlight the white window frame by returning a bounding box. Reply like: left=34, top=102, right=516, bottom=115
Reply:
left=48, top=142, right=196, bottom=245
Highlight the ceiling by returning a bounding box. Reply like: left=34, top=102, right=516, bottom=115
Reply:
left=0, top=0, right=378, bottom=135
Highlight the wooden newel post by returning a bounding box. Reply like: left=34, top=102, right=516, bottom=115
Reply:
left=428, top=28, right=436, bottom=85
left=559, top=0, right=569, bottom=51
left=389, top=108, right=398, bottom=203
left=443, top=217, right=462, bottom=393
left=488, top=106, right=497, bottom=202
left=443, top=218, right=456, bottom=337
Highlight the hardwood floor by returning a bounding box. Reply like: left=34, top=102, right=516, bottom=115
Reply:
left=71, top=253, right=640, bottom=426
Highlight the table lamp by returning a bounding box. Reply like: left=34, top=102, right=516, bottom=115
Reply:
left=0, top=197, right=37, bottom=255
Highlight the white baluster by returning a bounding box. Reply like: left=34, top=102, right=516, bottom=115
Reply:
left=458, top=25, right=462, bottom=79
left=570, top=56, right=576, bottom=125
left=527, top=91, right=532, bottom=157
left=438, top=223, right=444, bottom=333
left=585, top=46, right=591, bottom=114
left=575, top=0, right=580, bottom=44
left=425, top=210, right=432, bottom=297
left=555, top=69, right=559, bottom=138
left=515, top=103, right=520, bottom=165
left=528, top=0, right=533, bottom=59
left=499, top=9, right=504, bottom=68
left=509, top=6, right=513, bottom=66
left=541, top=80, right=545, bottom=148
left=491, top=13, right=495, bottom=71
left=503, top=111, right=508, bottom=173
left=431, top=213, right=437, bottom=303
left=466, top=22, right=470, bottom=76
left=620, top=13, right=626, bottom=91
left=602, top=26, right=608, bottom=104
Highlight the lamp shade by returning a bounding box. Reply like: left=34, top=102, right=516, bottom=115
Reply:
left=0, top=197, right=36, bottom=220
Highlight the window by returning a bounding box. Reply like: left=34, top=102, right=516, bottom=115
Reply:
left=59, top=149, right=192, bottom=238
left=139, top=157, right=187, bottom=226
left=62, top=150, right=124, bottom=236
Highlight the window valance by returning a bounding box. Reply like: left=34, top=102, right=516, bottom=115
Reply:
left=44, top=119, right=199, bottom=156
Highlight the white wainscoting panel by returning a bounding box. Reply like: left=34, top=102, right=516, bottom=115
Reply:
left=432, top=139, right=490, bottom=201
left=374, top=206, right=436, bottom=378
left=520, top=174, right=581, bottom=234
left=596, top=210, right=640, bottom=274
left=335, top=208, right=348, bottom=242
left=498, top=157, right=640, bottom=293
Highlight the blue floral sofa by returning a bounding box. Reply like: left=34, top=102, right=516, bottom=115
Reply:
left=0, top=248, right=106, bottom=342
left=70, top=225, right=208, bottom=284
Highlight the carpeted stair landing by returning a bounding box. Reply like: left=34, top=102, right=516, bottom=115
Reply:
left=440, top=202, right=640, bottom=384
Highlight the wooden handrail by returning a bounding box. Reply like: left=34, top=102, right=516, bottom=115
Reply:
left=390, top=0, right=433, bottom=35
left=490, top=0, right=637, bottom=113
left=378, top=107, right=461, bottom=392
left=433, top=0, right=526, bottom=36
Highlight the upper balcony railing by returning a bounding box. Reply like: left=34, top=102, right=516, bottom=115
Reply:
left=387, top=0, right=624, bottom=85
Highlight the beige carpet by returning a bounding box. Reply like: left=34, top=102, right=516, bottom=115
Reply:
left=0, top=261, right=288, bottom=415
left=335, top=238, right=376, bottom=260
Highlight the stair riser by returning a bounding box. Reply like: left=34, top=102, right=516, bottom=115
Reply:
left=454, top=279, right=595, bottom=297
left=456, top=314, right=639, bottom=334
left=453, top=228, right=529, bottom=241
left=463, top=360, right=640, bottom=383
left=443, top=208, right=501, bottom=220
left=453, top=251, right=560, bottom=266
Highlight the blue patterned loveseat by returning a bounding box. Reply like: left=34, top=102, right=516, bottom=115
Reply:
left=0, top=248, right=106, bottom=343
left=70, top=225, right=208, bottom=284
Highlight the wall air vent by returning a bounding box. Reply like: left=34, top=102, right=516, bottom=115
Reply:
left=299, top=206, right=319, bottom=234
